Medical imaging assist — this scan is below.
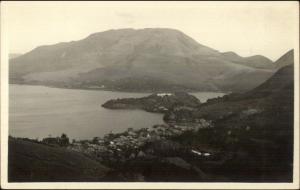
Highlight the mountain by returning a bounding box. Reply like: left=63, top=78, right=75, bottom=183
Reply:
left=10, top=28, right=276, bottom=92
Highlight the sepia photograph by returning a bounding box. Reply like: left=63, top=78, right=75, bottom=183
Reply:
left=1, top=1, right=299, bottom=189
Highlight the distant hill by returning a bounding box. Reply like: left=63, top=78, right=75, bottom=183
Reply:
left=221, top=51, right=274, bottom=69
left=10, top=28, right=277, bottom=92
left=165, top=48, right=294, bottom=122
left=8, top=138, right=110, bottom=182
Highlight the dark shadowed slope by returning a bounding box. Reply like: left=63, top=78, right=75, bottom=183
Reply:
left=8, top=138, right=110, bottom=182
left=10, top=28, right=274, bottom=92
left=164, top=59, right=294, bottom=181
left=242, top=64, right=293, bottom=99
left=242, top=49, right=294, bottom=99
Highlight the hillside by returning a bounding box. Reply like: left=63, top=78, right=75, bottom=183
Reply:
left=162, top=58, right=294, bottom=181
left=10, top=28, right=275, bottom=92
left=8, top=138, right=110, bottom=182
left=164, top=48, right=294, bottom=123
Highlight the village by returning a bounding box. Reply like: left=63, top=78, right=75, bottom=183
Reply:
left=36, top=118, right=214, bottom=162
left=64, top=119, right=213, bottom=161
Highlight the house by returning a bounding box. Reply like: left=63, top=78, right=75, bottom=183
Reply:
left=92, top=137, right=105, bottom=144
left=158, top=106, right=168, bottom=111
left=173, top=106, right=195, bottom=111
left=42, top=137, right=60, bottom=145
left=137, top=151, right=146, bottom=157
left=191, top=149, right=202, bottom=156
left=129, top=153, right=136, bottom=159
left=156, top=93, right=173, bottom=97
left=203, top=153, right=211, bottom=157
left=130, top=132, right=138, bottom=138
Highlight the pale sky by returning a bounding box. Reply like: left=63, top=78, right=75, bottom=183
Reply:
left=2, top=1, right=299, bottom=61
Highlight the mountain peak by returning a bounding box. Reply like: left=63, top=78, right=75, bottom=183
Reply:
left=222, top=51, right=241, bottom=57
left=245, top=55, right=272, bottom=61
left=86, top=28, right=184, bottom=38
left=274, top=49, right=294, bottom=69
left=82, top=27, right=220, bottom=57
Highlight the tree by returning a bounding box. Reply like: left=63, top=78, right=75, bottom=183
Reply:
left=60, top=133, right=69, bottom=146
left=92, top=137, right=100, bottom=144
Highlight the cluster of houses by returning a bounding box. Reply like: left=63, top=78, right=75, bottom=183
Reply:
left=67, top=121, right=213, bottom=161
left=167, top=111, right=214, bottom=127
left=42, top=133, right=70, bottom=147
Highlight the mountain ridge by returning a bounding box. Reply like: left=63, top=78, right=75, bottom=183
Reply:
left=221, top=51, right=274, bottom=69
left=10, top=28, right=288, bottom=92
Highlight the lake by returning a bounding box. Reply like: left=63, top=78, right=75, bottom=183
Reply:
left=9, top=84, right=224, bottom=140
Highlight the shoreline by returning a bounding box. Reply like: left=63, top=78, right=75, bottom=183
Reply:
left=9, top=84, right=226, bottom=141
left=9, top=82, right=230, bottom=94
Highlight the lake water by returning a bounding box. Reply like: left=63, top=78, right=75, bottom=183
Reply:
left=9, top=85, right=224, bottom=140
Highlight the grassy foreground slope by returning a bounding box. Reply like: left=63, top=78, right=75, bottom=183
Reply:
left=8, top=138, right=110, bottom=182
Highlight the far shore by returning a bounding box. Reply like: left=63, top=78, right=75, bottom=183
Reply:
left=9, top=82, right=230, bottom=94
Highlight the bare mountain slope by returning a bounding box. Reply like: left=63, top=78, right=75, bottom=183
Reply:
left=221, top=51, right=274, bottom=69
left=274, top=49, right=294, bottom=69
left=10, top=28, right=276, bottom=92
